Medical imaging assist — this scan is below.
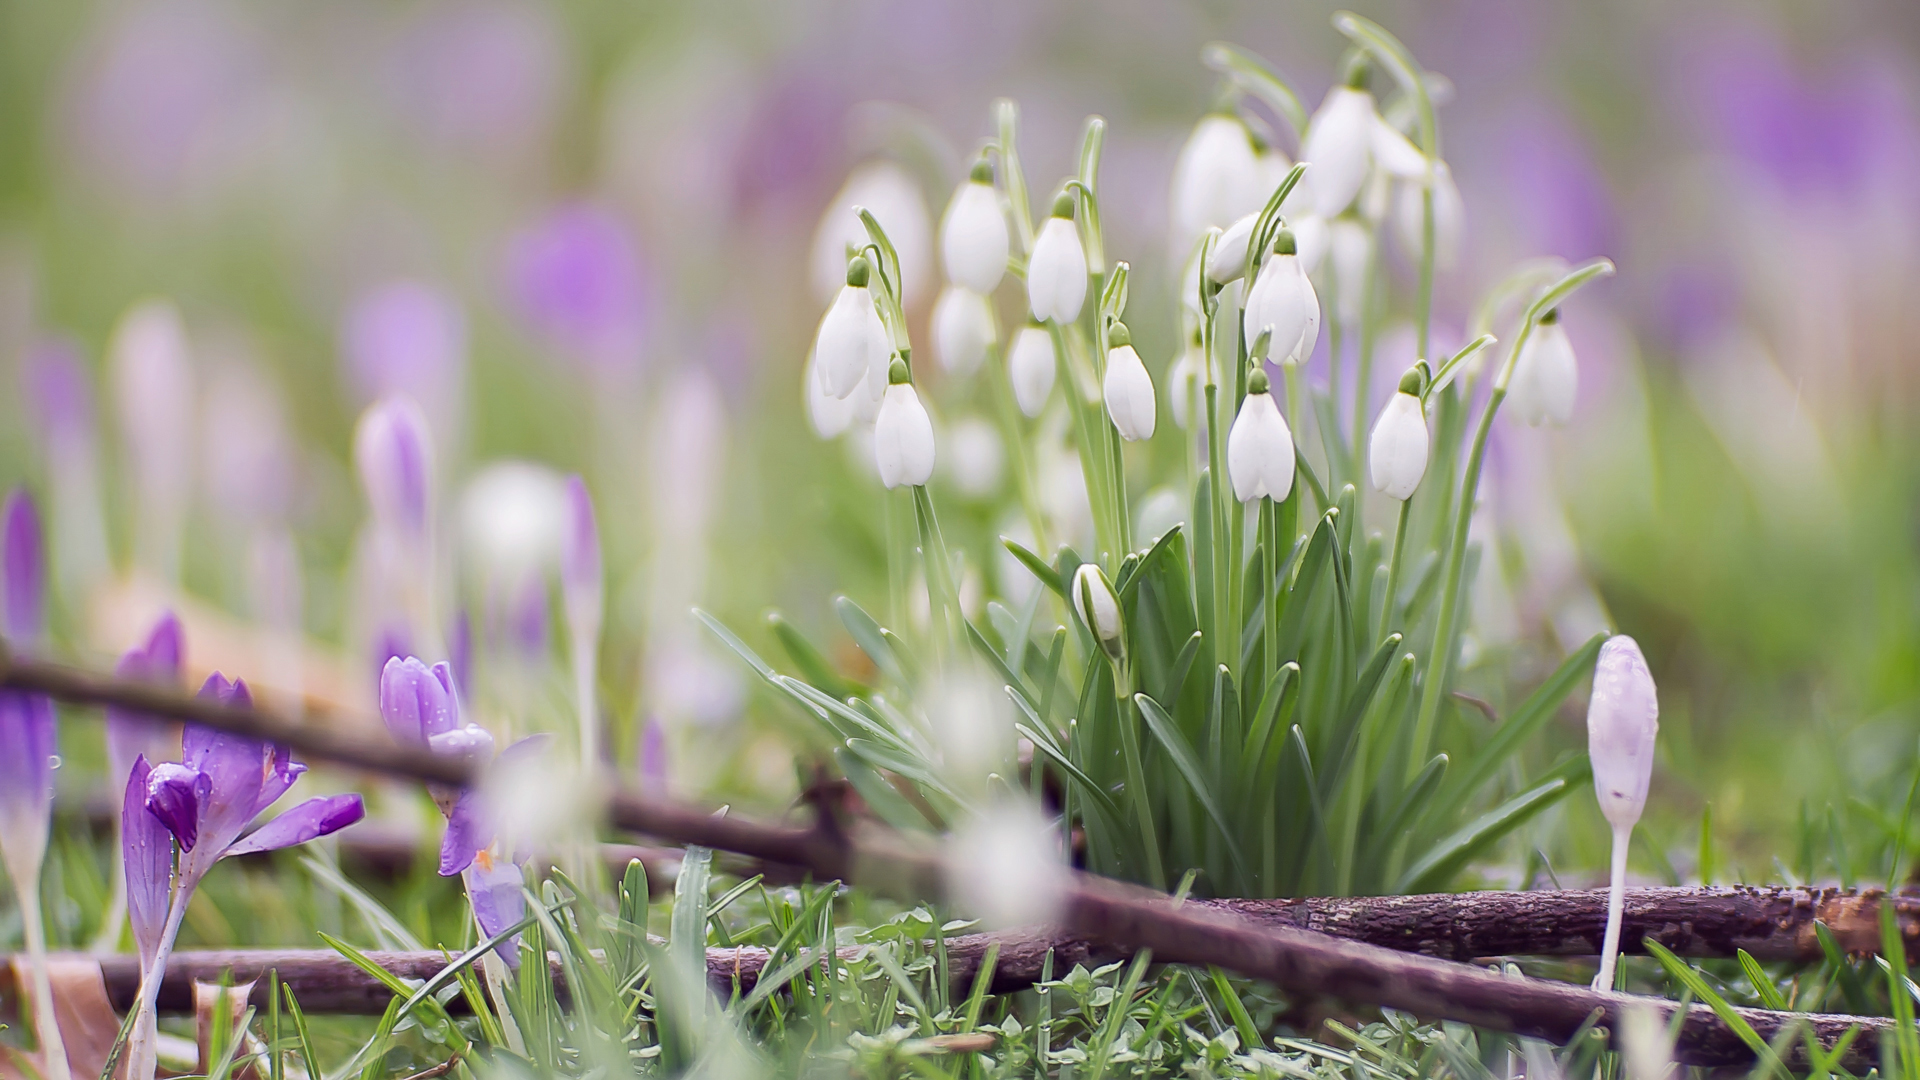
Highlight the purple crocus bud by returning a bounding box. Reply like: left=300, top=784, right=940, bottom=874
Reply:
left=3, top=489, right=46, bottom=647
left=342, top=280, right=468, bottom=406
left=108, top=613, right=187, bottom=797
left=639, top=716, right=667, bottom=795
left=109, top=301, right=194, bottom=582
left=121, top=756, right=170, bottom=968
left=379, top=656, right=458, bottom=746
left=560, top=475, right=601, bottom=631
left=0, top=694, right=56, bottom=835
left=22, top=338, right=94, bottom=453
left=504, top=202, right=650, bottom=374
left=353, top=395, right=435, bottom=545
left=22, top=340, right=110, bottom=603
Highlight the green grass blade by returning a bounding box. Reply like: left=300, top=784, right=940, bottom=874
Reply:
left=1396, top=777, right=1574, bottom=893
left=1136, top=692, right=1251, bottom=878
left=1439, top=632, right=1604, bottom=818
left=1645, top=940, right=1788, bottom=1078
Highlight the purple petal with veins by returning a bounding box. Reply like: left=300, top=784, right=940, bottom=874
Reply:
left=438, top=788, right=487, bottom=876
left=122, top=756, right=171, bottom=967
left=145, top=762, right=210, bottom=852
left=223, top=794, right=365, bottom=857
left=108, top=612, right=186, bottom=788
left=462, top=857, right=527, bottom=965
left=180, top=674, right=266, bottom=856
left=3, top=489, right=46, bottom=646
left=379, top=655, right=455, bottom=745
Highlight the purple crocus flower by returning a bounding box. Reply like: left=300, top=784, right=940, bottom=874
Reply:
left=561, top=476, right=601, bottom=768
left=123, top=672, right=365, bottom=1080
left=504, top=202, right=650, bottom=374
left=353, top=395, right=435, bottom=546
left=380, top=655, right=535, bottom=960
left=21, top=339, right=110, bottom=601
left=107, top=612, right=187, bottom=796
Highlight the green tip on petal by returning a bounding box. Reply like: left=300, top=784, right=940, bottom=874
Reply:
left=1273, top=229, right=1297, bottom=256
left=1249, top=327, right=1274, bottom=361
left=1342, top=52, right=1370, bottom=90
left=1249, top=366, right=1271, bottom=395
left=1050, top=192, right=1076, bottom=219
left=969, top=158, right=993, bottom=185
left=1108, top=321, right=1132, bottom=348
left=846, top=256, right=870, bottom=288
left=1539, top=307, right=1561, bottom=325
left=1398, top=366, right=1426, bottom=396
left=888, top=357, right=911, bottom=385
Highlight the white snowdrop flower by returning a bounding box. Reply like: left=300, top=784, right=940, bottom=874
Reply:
left=1394, top=159, right=1465, bottom=269
left=809, top=160, right=932, bottom=306
left=1027, top=194, right=1088, bottom=324
left=1007, top=324, right=1057, bottom=419
left=943, top=416, right=1005, bottom=498
left=1369, top=114, right=1429, bottom=179
left=947, top=800, right=1066, bottom=929
left=1168, top=336, right=1202, bottom=430
left=1291, top=213, right=1330, bottom=275
left=1207, top=213, right=1258, bottom=285
left=931, top=285, right=996, bottom=377
left=1170, top=113, right=1265, bottom=252
left=927, top=667, right=1014, bottom=783
left=802, top=348, right=855, bottom=438
left=1507, top=310, right=1578, bottom=426
left=1241, top=231, right=1320, bottom=364
left=1328, top=218, right=1373, bottom=327
left=1301, top=76, right=1377, bottom=218
left=1101, top=323, right=1156, bottom=442
left=940, top=160, right=1010, bottom=294
left=851, top=357, right=886, bottom=423
left=873, top=360, right=935, bottom=489
left=1227, top=367, right=1295, bottom=503
left=1587, top=633, right=1659, bottom=992
left=1369, top=371, right=1430, bottom=501
left=1071, top=562, right=1124, bottom=657
left=813, top=257, right=888, bottom=400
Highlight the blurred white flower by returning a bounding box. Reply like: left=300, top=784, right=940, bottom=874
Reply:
left=1207, top=212, right=1257, bottom=285
left=460, top=460, right=566, bottom=591
left=1620, top=1003, right=1676, bottom=1080
left=1328, top=218, right=1372, bottom=328
left=1027, top=196, right=1088, bottom=324
left=1369, top=115, right=1428, bottom=179
left=1168, top=339, right=1202, bottom=430
left=1071, top=563, right=1123, bottom=655
left=802, top=347, right=855, bottom=438
left=480, top=743, right=605, bottom=858
left=814, top=259, right=889, bottom=400
left=1302, top=84, right=1376, bottom=217
left=1227, top=370, right=1295, bottom=503
left=932, top=285, right=995, bottom=377
left=1170, top=114, right=1265, bottom=253
left=1507, top=311, right=1577, bottom=426
left=1242, top=235, right=1320, bottom=363
left=1291, top=213, right=1330, bottom=275
left=926, top=667, right=1014, bottom=783
left=943, top=417, right=1004, bottom=498
left=1007, top=324, right=1057, bottom=419
left=1135, top=486, right=1186, bottom=543
left=110, top=299, right=194, bottom=581
left=809, top=161, right=932, bottom=306
left=1394, top=159, right=1465, bottom=270
left=947, top=800, right=1066, bottom=929
left=1368, top=387, right=1430, bottom=501
left=1102, top=325, right=1156, bottom=442
left=874, top=367, right=935, bottom=489
left=939, top=164, right=1009, bottom=294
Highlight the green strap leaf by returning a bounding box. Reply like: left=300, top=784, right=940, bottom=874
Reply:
left=1396, top=777, right=1574, bottom=893
left=1135, top=693, right=1250, bottom=879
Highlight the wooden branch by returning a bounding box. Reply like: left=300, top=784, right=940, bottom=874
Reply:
left=0, top=654, right=1890, bottom=1070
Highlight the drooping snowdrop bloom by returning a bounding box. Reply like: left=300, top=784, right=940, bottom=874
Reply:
left=1290, top=213, right=1330, bottom=275
left=809, top=161, right=933, bottom=306
left=1507, top=309, right=1578, bottom=426
left=1369, top=115, right=1429, bottom=181
left=874, top=359, right=935, bottom=489
left=1207, top=213, right=1258, bottom=285
left=1242, top=230, right=1320, bottom=364
left=1585, top=634, right=1659, bottom=992
left=1328, top=217, right=1373, bottom=328
left=939, top=159, right=1009, bottom=294
left=802, top=348, right=856, bottom=438
left=0, top=491, right=68, bottom=1080
left=1007, top=324, right=1056, bottom=419
left=1394, top=159, right=1465, bottom=269
left=814, top=257, right=889, bottom=400
left=1071, top=562, right=1124, bottom=660
left=932, top=285, right=995, bottom=377
left=1369, top=370, right=1431, bottom=501
left=110, top=300, right=194, bottom=583
left=1301, top=70, right=1377, bottom=218
left=1102, top=322, right=1156, bottom=442
left=1169, top=113, right=1265, bottom=253
left=1028, top=194, right=1088, bottom=325
left=124, top=674, right=365, bottom=1080
left=1227, top=367, right=1296, bottom=503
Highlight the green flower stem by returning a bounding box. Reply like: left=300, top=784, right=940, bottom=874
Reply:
left=912, top=484, right=962, bottom=665
left=1282, top=359, right=1305, bottom=449
left=993, top=100, right=1035, bottom=256
left=1417, top=183, right=1435, bottom=366
left=1381, top=496, right=1412, bottom=634
left=1113, top=658, right=1165, bottom=890
left=1205, top=383, right=1232, bottom=677
left=12, top=864, right=71, bottom=1080
left=1263, top=497, right=1280, bottom=679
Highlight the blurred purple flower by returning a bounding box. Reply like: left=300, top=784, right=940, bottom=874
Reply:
left=0, top=490, right=56, bottom=851
left=505, top=203, right=650, bottom=373
left=1491, top=103, right=1618, bottom=261
left=390, top=0, right=564, bottom=164
left=4, top=490, right=45, bottom=646
left=354, top=395, right=435, bottom=544
left=560, top=476, right=601, bottom=626
left=639, top=716, right=667, bottom=795
left=21, top=338, right=94, bottom=453
left=200, top=360, right=297, bottom=526
left=341, top=280, right=467, bottom=417
left=21, top=338, right=111, bottom=600
left=107, top=613, right=187, bottom=796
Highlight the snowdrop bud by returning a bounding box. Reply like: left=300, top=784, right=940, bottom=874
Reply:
left=1395, top=160, right=1465, bottom=269
left=1227, top=368, right=1295, bottom=502
left=1328, top=218, right=1372, bottom=327
left=1007, top=324, right=1056, bottom=419
left=1291, top=214, right=1330, bottom=275
left=931, top=285, right=995, bottom=377
left=802, top=348, right=855, bottom=438
left=1587, top=635, right=1658, bottom=832
left=940, top=160, right=1010, bottom=294
left=814, top=258, right=889, bottom=400
left=1507, top=310, right=1577, bottom=426
left=1101, top=323, right=1156, bottom=442
left=1207, top=213, right=1258, bottom=285
left=874, top=359, right=935, bottom=489
left=1302, top=76, right=1376, bottom=217
left=947, top=800, right=1066, bottom=929
left=354, top=395, right=435, bottom=544
left=1071, top=563, right=1124, bottom=659
left=1168, top=337, right=1201, bottom=429
left=1027, top=194, right=1088, bottom=324
left=1369, top=376, right=1430, bottom=501
left=1242, top=232, right=1320, bottom=364
left=1170, top=113, right=1265, bottom=251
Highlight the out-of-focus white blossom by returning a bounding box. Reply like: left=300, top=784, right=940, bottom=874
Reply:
left=1394, top=159, right=1464, bottom=269
left=940, top=162, right=1010, bottom=294
left=809, top=161, right=932, bottom=306
left=1028, top=195, right=1088, bottom=324
left=1007, top=325, right=1057, bottom=419
left=1136, top=486, right=1186, bottom=543
left=1291, top=213, right=1330, bottom=275
left=1369, top=115, right=1428, bottom=179
left=932, top=285, right=995, bottom=377
left=947, top=800, right=1066, bottom=929
left=1507, top=311, right=1578, bottom=426
left=873, top=363, right=935, bottom=489
left=1328, top=218, right=1373, bottom=327
left=944, top=416, right=1005, bottom=498
left=1302, top=84, right=1376, bottom=217
left=1226, top=369, right=1295, bottom=502
left=1102, top=324, right=1156, bottom=442
left=460, top=460, right=565, bottom=590
left=110, top=300, right=195, bottom=581
left=1170, top=113, right=1265, bottom=253
left=1168, top=338, right=1203, bottom=430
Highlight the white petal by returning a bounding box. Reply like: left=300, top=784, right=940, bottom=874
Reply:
left=809, top=162, right=933, bottom=306
left=1028, top=218, right=1088, bottom=324
left=803, top=348, right=855, bottom=438
left=1226, top=391, right=1294, bottom=502
left=1243, top=254, right=1320, bottom=363
left=1587, top=635, right=1658, bottom=830
left=875, top=383, right=936, bottom=488
left=1071, top=563, right=1122, bottom=641
left=932, top=286, right=996, bottom=377
left=1368, top=392, right=1429, bottom=500
left=1290, top=214, right=1330, bottom=276
left=813, top=285, right=885, bottom=399
left=940, top=181, right=1010, bottom=294
left=1302, top=87, right=1374, bottom=218
left=1393, top=160, right=1464, bottom=270
left=1369, top=115, right=1429, bottom=179
left=1328, top=219, right=1372, bottom=327
left=1102, top=345, right=1157, bottom=441
left=1170, top=115, right=1266, bottom=250
left=1207, top=213, right=1258, bottom=285
left=1007, top=327, right=1057, bottom=419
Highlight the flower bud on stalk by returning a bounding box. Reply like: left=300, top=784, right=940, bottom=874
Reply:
left=1028, top=193, right=1088, bottom=324
left=814, top=257, right=890, bottom=400
left=874, top=358, right=935, bottom=489
left=354, top=395, right=435, bottom=546
left=940, top=159, right=1010, bottom=294
left=1242, top=229, right=1320, bottom=364
left=1102, top=322, right=1156, bottom=441
left=1507, top=308, right=1577, bottom=426
left=1007, top=324, right=1056, bottom=419
left=1071, top=563, right=1124, bottom=661
left=1226, top=367, right=1296, bottom=502
left=1369, top=369, right=1431, bottom=501
left=932, top=285, right=996, bottom=377
left=1586, top=634, right=1659, bottom=992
